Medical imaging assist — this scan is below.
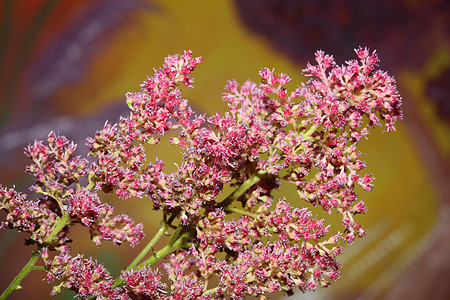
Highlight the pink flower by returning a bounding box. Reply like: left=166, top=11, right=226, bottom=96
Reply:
left=0, top=48, right=402, bottom=299
left=121, top=267, right=167, bottom=299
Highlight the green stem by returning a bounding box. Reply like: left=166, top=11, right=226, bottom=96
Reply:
left=293, top=124, right=320, bottom=154
left=224, top=207, right=258, bottom=219
left=203, top=287, right=219, bottom=297
left=303, top=124, right=319, bottom=141
left=216, top=170, right=267, bottom=209
left=0, top=0, right=62, bottom=129
left=86, top=180, right=96, bottom=191
left=112, top=222, right=169, bottom=288
left=0, top=251, right=40, bottom=300
left=0, top=213, right=70, bottom=299
left=113, top=229, right=191, bottom=288
left=44, top=213, right=70, bottom=244
left=167, top=224, right=184, bottom=246
left=125, top=223, right=168, bottom=271
left=141, top=230, right=191, bottom=268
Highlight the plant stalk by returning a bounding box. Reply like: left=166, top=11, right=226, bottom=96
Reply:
left=216, top=170, right=267, bottom=209
left=0, top=213, right=70, bottom=299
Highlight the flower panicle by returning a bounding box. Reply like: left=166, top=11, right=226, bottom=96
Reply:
left=0, top=48, right=402, bottom=299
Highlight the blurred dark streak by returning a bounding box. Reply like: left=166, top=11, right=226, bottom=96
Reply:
left=0, top=0, right=155, bottom=186
left=27, top=0, right=155, bottom=106
left=0, top=0, right=62, bottom=131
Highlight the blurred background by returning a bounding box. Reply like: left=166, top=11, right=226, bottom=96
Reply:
left=0, top=0, right=448, bottom=299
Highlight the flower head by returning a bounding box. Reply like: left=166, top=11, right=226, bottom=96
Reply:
left=0, top=48, right=401, bottom=299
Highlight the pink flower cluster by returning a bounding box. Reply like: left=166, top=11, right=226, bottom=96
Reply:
left=0, top=48, right=401, bottom=299
left=0, top=186, right=69, bottom=249
left=192, top=198, right=341, bottom=296
left=42, top=250, right=167, bottom=299
left=24, top=131, right=144, bottom=247
left=44, top=252, right=117, bottom=298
